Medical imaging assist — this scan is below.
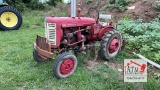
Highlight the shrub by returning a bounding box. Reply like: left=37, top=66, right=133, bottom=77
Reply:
left=108, top=0, right=130, bottom=11
left=117, top=17, right=160, bottom=64
left=86, top=0, right=92, bottom=4
left=47, top=0, right=62, bottom=6
left=4, top=0, right=61, bottom=11
left=26, top=0, right=47, bottom=10
left=153, top=0, right=160, bottom=11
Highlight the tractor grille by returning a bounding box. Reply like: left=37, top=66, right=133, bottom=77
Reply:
left=45, top=23, right=56, bottom=45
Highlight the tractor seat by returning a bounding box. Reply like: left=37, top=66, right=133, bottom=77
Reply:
left=98, top=14, right=112, bottom=27
left=99, top=22, right=109, bottom=27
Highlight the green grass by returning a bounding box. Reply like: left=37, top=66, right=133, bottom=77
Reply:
left=0, top=10, right=160, bottom=90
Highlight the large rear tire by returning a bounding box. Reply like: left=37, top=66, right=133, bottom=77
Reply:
left=98, top=29, right=122, bottom=60
left=53, top=52, right=78, bottom=79
left=0, top=6, right=22, bottom=30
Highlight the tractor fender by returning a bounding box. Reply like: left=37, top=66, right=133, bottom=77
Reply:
left=98, top=26, right=114, bottom=39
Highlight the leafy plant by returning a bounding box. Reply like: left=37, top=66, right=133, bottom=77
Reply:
left=130, top=0, right=137, bottom=3
left=117, top=17, right=160, bottom=64
left=86, top=0, right=92, bottom=4
left=47, top=0, right=62, bottom=6
left=5, top=0, right=61, bottom=11
left=154, top=73, right=160, bottom=79
left=100, top=5, right=108, bottom=12
left=94, top=1, right=99, bottom=8
left=108, top=0, right=130, bottom=11
left=109, top=0, right=115, bottom=4
left=153, top=0, right=160, bottom=11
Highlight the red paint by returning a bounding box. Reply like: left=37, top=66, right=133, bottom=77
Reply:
left=56, top=23, right=63, bottom=47
left=124, top=60, right=147, bottom=75
left=77, top=8, right=81, bottom=19
left=109, top=39, right=119, bottom=53
left=46, top=17, right=96, bottom=28
left=60, top=58, right=74, bottom=75
left=91, top=25, right=101, bottom=34
left=98, top=27, right=114, bottom=39
left=77, top=27, right=82, bottom=41
left=51, top=45, right=58, bottom=48
left=140, top=64, right=146, bottom=72
left=87, top=35, right=98, bottom=40
left=46, top=16, right=96, bottom=48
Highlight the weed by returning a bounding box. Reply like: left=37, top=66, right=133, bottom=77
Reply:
left=153, top=0, right=160, bottom=11
left=94, top=1, right=99, bottom=8
left=86, top=0, right=92, bottom=4
left=108, top=0, right=130, bottom=11
left=117, top=18, right=160, bottom=64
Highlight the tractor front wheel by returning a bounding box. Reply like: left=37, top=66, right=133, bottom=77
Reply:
left=53, top=52, right=78, bottom=79
left=33, top=48, right=47, bottom=62
left=0, top=6, right=22, bottom=30
left=98, top=29, right=122, bottom=60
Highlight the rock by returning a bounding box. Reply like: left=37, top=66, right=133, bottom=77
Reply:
left=117, top=69, right=123, bottom=72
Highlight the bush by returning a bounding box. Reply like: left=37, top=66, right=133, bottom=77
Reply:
left=4, top=0, right=25, bottom=12
left=108, top=0, right=130, bottom=11
left=117, top=17, right=160, bottom=64
left=4, top=0, right=61, bottom=11
left=86, top=0, right=93, bottom=4
left=153, top=0, right=160, bottom=11
left=26, top=0, right=47, bottom=10
left=47, top=0, right=62, bottom=6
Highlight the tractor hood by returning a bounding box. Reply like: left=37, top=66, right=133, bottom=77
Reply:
left=45, top=16, right=96, bottom=28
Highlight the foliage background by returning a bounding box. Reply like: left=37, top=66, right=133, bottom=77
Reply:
left=117, top=15, right=160, bottom=64
left=4, top=0, right=62, bottom=11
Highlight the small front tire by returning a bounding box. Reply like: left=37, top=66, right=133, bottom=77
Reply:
left=53, top=52, right=78, bottom=79
left=33, top=48, right=47, bottom=62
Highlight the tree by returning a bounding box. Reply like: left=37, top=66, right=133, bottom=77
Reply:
left=47, top=0, right=62, bottom=6
left=4, top=0, right=62, bottom=11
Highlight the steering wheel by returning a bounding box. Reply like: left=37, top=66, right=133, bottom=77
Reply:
left=87, top=7, right=99, bottom=24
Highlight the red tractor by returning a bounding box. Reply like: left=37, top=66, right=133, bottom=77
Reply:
left=33, top=0, right=123, bottom=79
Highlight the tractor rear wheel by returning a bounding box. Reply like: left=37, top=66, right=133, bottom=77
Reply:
left=53, top=52, right=78, bottom=79
left=33, top=48, right=47, bottom=62
left=98, top=29, right=122, bottom=60
left=0, top=6, right=22, bottom=30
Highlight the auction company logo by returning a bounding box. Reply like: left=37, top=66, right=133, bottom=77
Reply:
left=124, top=59, right=147, bottom=82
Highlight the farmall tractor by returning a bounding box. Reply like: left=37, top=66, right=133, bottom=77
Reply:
left=0, top=0, right=22, bottom=30
left=33, top=0, right=123, bottom=79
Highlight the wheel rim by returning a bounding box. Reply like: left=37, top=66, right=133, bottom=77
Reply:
left=108, top=38, right=119, bottom=53
left=0, top=12, right=18, bottom=27
left=60, top=58, right=74, bottom=75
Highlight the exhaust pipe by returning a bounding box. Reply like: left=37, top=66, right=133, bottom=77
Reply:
left=71, top=0, right=76, bottom=17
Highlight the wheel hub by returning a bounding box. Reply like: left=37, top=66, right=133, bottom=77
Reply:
left=6, top=17, right=11, bottom=22
left=109, top=38, right=119, bottom=53
left=60, top=58, right=74, bottom=75
left=0, top=12, right=18, bottom=27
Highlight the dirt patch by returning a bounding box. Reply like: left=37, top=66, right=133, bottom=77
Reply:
left=84, top=59, right=124, bottom=79
left=84, top=60, right=109, bottom=77
left=55, top=0, right=158, bottom=22
left=148, top=64, right=160, bottom=79
left=84, top=57, right=160, bottom=80
left=107, top=62, right=123, bottom=71
left=125, top=0, right=157, bottom=22
left=102, top=0, right=157, bottom=22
